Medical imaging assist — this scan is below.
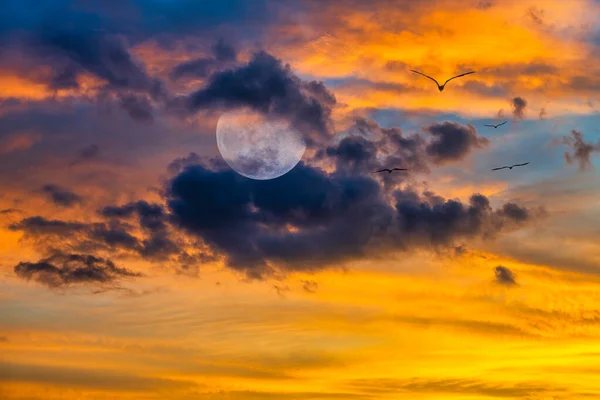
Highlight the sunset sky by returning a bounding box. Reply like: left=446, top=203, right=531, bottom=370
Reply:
left=2, top=0, right=600, bottom=399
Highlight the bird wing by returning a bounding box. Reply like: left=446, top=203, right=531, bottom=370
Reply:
left=409, top=70, right=440, bottom=86
left=375, top=169, right=390, bottom=173
left=443, top=71, right=476, bottom=86
left=497, top=120, right=507, bottom=127
left=484, top=124, right=494, bottom=127
left=392, top=168, right=408, bottom=171
left=491, top=166, right=508, bottom=170
left=512, top=162, right=530, bottom=167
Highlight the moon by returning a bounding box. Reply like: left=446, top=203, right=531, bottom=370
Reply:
left=216, top=108, right=306, bottom=180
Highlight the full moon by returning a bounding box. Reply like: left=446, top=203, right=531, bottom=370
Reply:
left=216, top=108, right=306, bottom=180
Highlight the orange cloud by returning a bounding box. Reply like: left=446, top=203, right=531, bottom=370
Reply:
left=263, top=0, right=599, bottom=117
left=0, top=132, right=41, bottom=154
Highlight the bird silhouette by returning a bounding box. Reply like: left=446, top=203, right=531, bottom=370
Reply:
left=410, top=70, right=476, bottom=92
left=484, top=121, right=508, bottom=129
left=375, top=168, right=408, bottom=174
left=491, top=162, right=530, bottom=171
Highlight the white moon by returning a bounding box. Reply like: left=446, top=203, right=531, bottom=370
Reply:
left=216, top=108, right=306, bottom=180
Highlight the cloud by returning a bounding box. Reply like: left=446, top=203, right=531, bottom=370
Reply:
left=166, top=160, right=539, bottom=278
left=554, top=129, right=600, bottom=171
left=40, top=184, right=83, bottom=207
left=2, top=22, right=166, bottom=121
left=494, top=265, right=517, bottom=285
left=0, top=208, right=21, bottom=215
left=498, top=203, right=530, bottom=222
left=0, top=132, right=40, bottom=154
left=9, top=198, right=208, bottom=268
left=320, top=118, right=429, bottom=177
left=9, top=216, right=165, bottom=260
left=69, top=144, right=100, bottom=167
left=184, top=51, right=336, bottom=144
left=511, top=96, right=527, bottom=120
left=345, top=377, right=561, bottom=398
left=480, top=62, right=558, bottom=78
left=301, top=280, right=318, bottom=293
left=424, top=122, right=489, bottom=164
left=119, top=93, right=154, bottom=122
left=32, top=31, right=162, bottom=95
left=99, top=201, right=180, bottom=259
left=526, top=6, right=545, bottom=25
left=539, top=107, right=547, bottom=119
left=0, top=361, right=196, bottom=391
left=169, top=39, right=237, bottom=81
left=14, top=252, right=141, bottom=289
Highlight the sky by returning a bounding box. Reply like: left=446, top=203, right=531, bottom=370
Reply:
left=1, top=0, right=600, bottom=399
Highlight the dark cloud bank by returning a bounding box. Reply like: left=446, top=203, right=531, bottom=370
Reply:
left=15, top=252, right=141, bottom=289
left=165, top=160, right=538, bottom=277
left=9, top=135, right=541, bottom=282
left=40, top=184, right=83, bottom=207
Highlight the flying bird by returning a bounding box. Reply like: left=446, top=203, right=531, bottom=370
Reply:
left=410, top=70, right=476, bottom=92
left=375, top=168, right=408, bottom=174
left=491, top=162, right=530, bottom=171
left=484, top=121, right=508, bottom=129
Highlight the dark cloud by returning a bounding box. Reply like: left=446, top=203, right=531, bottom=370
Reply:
left=526, top=6, right=545, bottom=25
left=166, top=160, right=538, bottom=278
left=32, top=31, right=163, bottom=96
left=14, top=252, right=141, bottom=289
left=0, top=336, right=7, bottom=342
left=170, top=58, right=217, bottom=81
left=317, top=117, right=429, bottom=180
left=119, top=94, right=154, bottom=122
left=8, top=212, right=183, bottom=262
left=273, top=284, right=291, bottom=297
left=494, top=265, right=517, bottom=285
left=212, top=39, right=237, bottom=62
left=69, top=144, right=100, bottom=167
left=40, top=184, right=83, bottom=207
left=301, top=280, right=318, bottom=293
left=424, top=122, right=489, bottom=164
left=167, top=152, right=203, bottom=175
left=554, top=130, right=600, bottom=171
left=100, top=201, right=180, bottom=259
left=482, top=62, right=558, bottom=78
left=1, top=19, right=167, bottom=121
left=184, top=51, right=336, bottom=143
left=511, top=97, right=527, bottom=120
left=461, top=81, right=508, bottom=97
left=498, top=203, right=529, bottom=222
left=9, top=216, right=139, bottom=252
left=169, top=39, right=237, bottom=81
left=9, top=216, right=87, bottom=236
left=0, top=208, right=21, bottom=215
left=324, top=135, right=378, bottom=170
left=475, top=1, right=494, bottom=10
left=569, top=76, right=600, bottom=92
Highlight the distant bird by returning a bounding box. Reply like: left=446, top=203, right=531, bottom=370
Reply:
left=491, top=162, right=530, bottom=171
left=410, top=70, right=476, bottom=92
left=375, top=168, right=408, bottom=174
left=484, top=121, right=508, bottom=129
